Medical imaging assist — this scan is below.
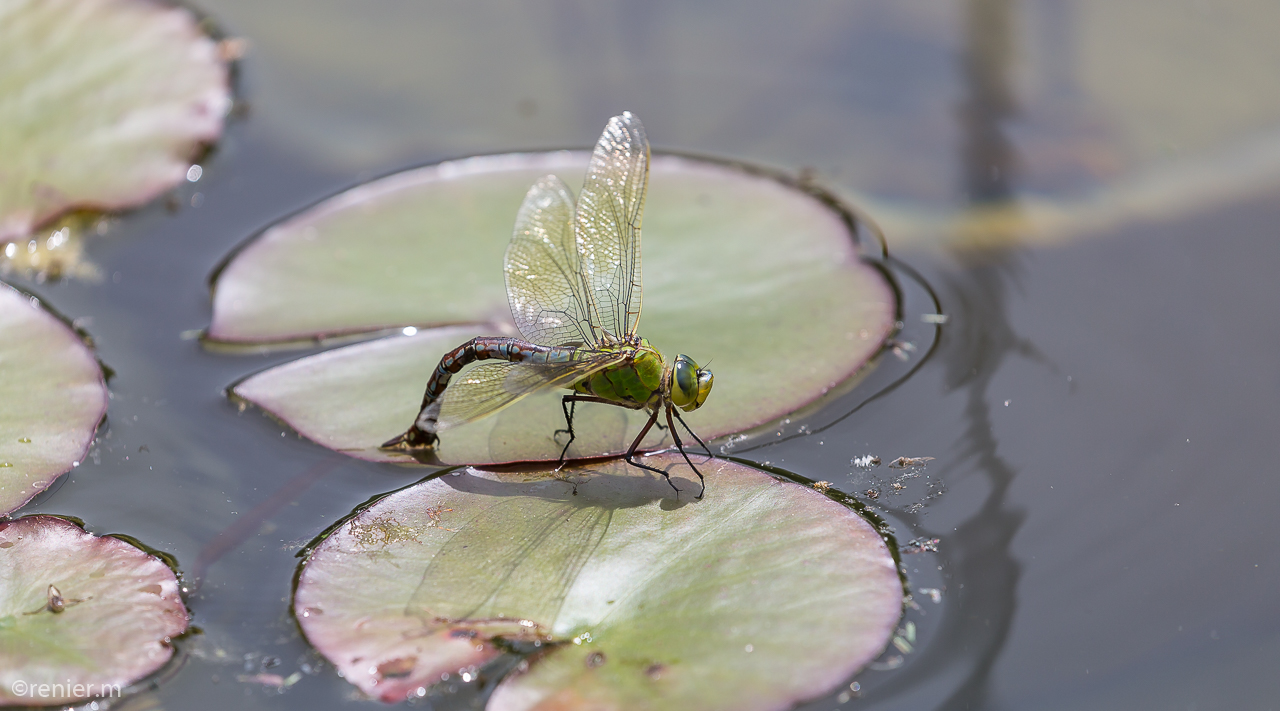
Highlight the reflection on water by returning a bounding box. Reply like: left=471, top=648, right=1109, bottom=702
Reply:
left=6, top=1, right=1280, bottom=709
left=937, top=1, right=1025, bottom=707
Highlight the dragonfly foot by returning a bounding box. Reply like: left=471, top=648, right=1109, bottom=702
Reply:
left=380, top=426, right=437, bottom=450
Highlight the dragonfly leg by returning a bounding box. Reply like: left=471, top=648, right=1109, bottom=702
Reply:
left=671, top=408, right=713, bottom=458
left=624, top=408, right=681, bottom=497
left=665, top=405, right=706, bottom=499
left=555, top=396, right=578, bottom=469
left=555, top=397, right=576, bottom=440
left=555, top=395, right=642, bottom=470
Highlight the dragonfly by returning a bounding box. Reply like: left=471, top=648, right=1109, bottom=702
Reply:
left=382, top=112, right=714, bottom=497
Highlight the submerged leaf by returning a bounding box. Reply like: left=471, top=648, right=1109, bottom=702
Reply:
left=0, top=283, right=106, bottom=515
left=220, top=153, right=896, bottom=464
left=0, top=515, right=188, bottom=705
left=0, top=0, right=231, bottom=245
left=294, top=455, right=902, bottom=708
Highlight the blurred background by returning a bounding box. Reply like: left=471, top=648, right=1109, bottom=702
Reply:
left=12, top=1, right=1280, bottom=709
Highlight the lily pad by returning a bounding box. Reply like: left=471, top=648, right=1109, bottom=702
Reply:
left=294, top=455, right=901, bottom=708
left=0, top=0, right=231, bottom=243
left=0, top=515, right=188, bottom=705
left=220, top=153, right=896, bottom=465
left=0, top=283, right=107, bottom=515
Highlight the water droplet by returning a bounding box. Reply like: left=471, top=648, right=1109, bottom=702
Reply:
left=744, top=644, right=754, bottom=653
left=402, top=326, right=418, bottom=336
left=186, top=164, right=203, bottom=182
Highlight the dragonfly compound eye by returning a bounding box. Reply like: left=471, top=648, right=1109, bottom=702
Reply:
left=693, top=367, right=713, bottom=409
left=672, top=354, right=711, bottom=411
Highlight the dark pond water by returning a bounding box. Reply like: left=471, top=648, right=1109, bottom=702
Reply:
left=9, top=1, right=1280, bottom=709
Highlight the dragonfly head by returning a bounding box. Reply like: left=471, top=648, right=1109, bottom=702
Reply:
left=670, top=354, right=714, bottom=412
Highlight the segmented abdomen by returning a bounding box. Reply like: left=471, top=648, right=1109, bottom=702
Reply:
left=419, top=337, right=575, bottom=410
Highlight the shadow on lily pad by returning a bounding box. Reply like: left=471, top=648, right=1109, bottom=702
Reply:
left=294, top=454, right=902, bottom=709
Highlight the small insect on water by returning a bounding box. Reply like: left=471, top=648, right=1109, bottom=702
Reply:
left=382, top=112, right=714, bottom=497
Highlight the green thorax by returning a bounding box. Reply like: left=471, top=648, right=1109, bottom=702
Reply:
left=571, top=338, right=666, bottom=405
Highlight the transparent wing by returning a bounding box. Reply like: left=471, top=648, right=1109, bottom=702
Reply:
left=505, top=175, right=597, bottom=347
left=434, top=352, right=628, bottom=431
left=575, top=112, right=649, bottom=340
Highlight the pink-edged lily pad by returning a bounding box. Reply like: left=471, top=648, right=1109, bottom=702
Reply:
left=218, top=153, right=895, bottom=465
left=0, top=283, right=107, bottom=515
left=0, top=515, right=188, bottom=706
left=0, top=0, right=231, bottom=244
left=294, top=455, right=902, bottom=708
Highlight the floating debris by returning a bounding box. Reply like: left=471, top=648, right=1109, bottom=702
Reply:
left=921, top=313, right=949, bottom=324
left=236, top=672, right=302, bottom=689
left=901, top=538, right=940, bottom=554
left=918, top=588, right=943, bottom=603
left=888, top=339, right=917, bottom=361
left=888, top=456, right=934, bottom=468
left=852, top=454, right=881, bottom=468
left=869, top=654, right=904, bottom=671
left=812, top=481, right=832, bottom=492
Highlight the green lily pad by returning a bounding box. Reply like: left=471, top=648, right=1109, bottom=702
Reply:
left=294, top=455, right=901, bottom=707
left=220, top=153, right=895, bottom=465
left=0, top=0, right=231, bottom=243
left=0, top=283, right=106, bottom=515
left=0, top=515, right=188, bottom=705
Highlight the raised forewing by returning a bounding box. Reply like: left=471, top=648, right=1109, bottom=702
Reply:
left=433, top=353, right=627, bottom=432
left=575, top=112, right=649, bottom=341
left=505, top=175, right=599, bottom=348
